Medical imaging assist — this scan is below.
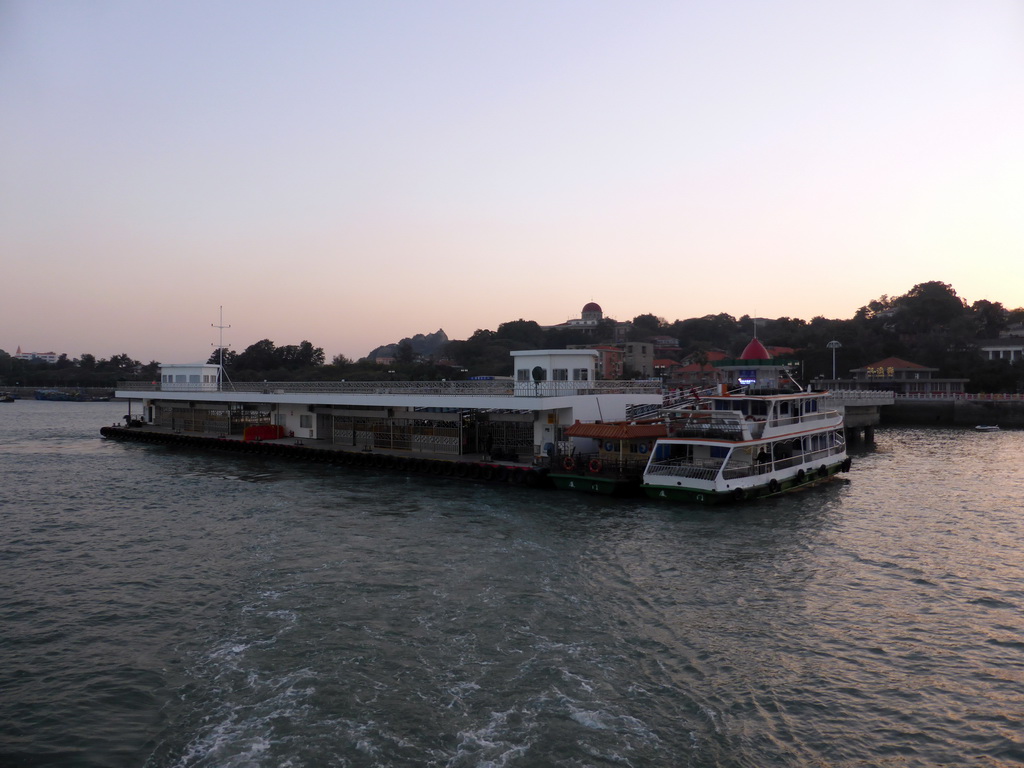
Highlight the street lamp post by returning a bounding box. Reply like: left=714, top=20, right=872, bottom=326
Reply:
left=827, top=340, right=842, bottom=381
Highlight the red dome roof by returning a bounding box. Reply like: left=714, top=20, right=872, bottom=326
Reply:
left=582, top=302, right=602, bottom=314
left=739, top=338, right=771, bottom=360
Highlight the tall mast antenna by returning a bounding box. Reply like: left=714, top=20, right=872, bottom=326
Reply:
left=211, top=306, right=231, bottom=392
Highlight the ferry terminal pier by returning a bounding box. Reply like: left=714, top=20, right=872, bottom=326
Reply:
left=105, top=350, right=664, bottom=486
left=104, top=347, right=896, bottom=496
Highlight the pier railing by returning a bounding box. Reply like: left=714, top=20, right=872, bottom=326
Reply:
left=894, top=392, right=1024, bottom=402
left=825, top=389, right=1024, bottom=403
left=116, top=379, right=664, bottom=397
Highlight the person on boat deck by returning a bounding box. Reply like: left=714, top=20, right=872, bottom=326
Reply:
left=756, top=447, right=770, bottom=472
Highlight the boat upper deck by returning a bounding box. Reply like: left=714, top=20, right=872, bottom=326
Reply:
left=660, top=389, right=843, bottom=442
left=660, top=407, right=843, bottom=442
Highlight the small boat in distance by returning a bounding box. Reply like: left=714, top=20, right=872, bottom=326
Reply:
left=974, top=425, right=1000, bottom=432
left=34, top=389, right=111, bottom=402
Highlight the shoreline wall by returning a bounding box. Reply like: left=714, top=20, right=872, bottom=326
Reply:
left=882, top=400, right=1024, bottom=427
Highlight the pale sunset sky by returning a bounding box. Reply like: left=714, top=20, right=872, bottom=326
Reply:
left=2, top=1, right=1023, bottom=363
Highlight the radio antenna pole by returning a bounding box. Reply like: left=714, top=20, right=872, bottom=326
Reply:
left=211, top=306, right=232, bottom=391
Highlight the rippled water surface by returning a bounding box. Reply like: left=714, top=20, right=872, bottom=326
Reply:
left=2, top=401, right=1023, bottom=767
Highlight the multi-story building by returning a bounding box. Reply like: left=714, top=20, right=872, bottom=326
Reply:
left=14, top=347, right=59, bottom=363
left=846, top=357, right=968, bottom=396
left=620, top=341, right=655, bottom=378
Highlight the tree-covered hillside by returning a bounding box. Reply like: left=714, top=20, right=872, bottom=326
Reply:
left=4, top=282, right=1022, bottom=392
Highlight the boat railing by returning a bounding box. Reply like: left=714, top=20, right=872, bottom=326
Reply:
left=800, top=409, right=842, bottom=423
left=667, top=418, right=746, bottom=441
left=720, top=444, right=846, bottom=480
left=644, top=458, right=722, bottom=481
left=626, top=402, right=663, bottom=420
left=769, top=410, right=841, bottom=429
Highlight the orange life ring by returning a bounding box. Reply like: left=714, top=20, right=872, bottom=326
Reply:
left=563, top=456, right=576, bottom=471
left=588, top=459, right=602, bottom=473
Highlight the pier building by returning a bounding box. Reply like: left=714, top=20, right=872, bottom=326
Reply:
left=114, top=350, right=664, bottom=463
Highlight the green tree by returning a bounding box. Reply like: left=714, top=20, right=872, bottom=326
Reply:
left=104, top=353, right=139, bottom=372
left=893, top=281, right=966, bottom=333
left=670, top=313, right=741, bottom=352
left=395, top=340, right=415, bottom=365
left=297, top=340, right=325, bottom=367
left=854, top=294, right=893, bottom=321
left=444, top=329, right=514, bottom=375
left=207, top=348, right=237, bottom=367
left=629, top=313, right=665, bottom=340
left=496, top=319, right=545, bottom=347
left=970, top=300, right=1006, bottom=338
left=234, top=339, right=278, bottom=371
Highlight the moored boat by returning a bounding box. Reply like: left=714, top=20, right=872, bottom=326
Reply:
left=641, top=337, right=850, bottom=504
left=641, top=388, right=849, bottom=504
left=547, top=420, right=667, bottom=495
left=974, top=424, right=1000, bottom=432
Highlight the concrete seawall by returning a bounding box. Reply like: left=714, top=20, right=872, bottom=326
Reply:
left=883, top=400, right=1024, bottom=427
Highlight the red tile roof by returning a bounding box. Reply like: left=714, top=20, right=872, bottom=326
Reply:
left=862, top=357, right=930, bottom=370
left=564, top=422, right=669, bottom=440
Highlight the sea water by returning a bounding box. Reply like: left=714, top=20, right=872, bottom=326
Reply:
left=1, top=400, right=1022, bottom=767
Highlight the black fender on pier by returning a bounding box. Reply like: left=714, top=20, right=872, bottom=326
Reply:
left=100, top=428, right=556, bottom=491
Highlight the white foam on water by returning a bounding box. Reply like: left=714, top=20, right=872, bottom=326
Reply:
left=446, top=708, right=535, bottom=768
left=446, top=680, right=482, bottom=709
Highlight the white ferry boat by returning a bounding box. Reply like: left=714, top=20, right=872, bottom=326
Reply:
left=641, top=338, right=850, bottom=504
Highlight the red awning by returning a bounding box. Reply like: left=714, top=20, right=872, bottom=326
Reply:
left=564, top=422, right=668, bottom=440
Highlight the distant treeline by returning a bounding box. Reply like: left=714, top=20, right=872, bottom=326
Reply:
left=435, top=281, right=1023, bottom=392
left=5, top=282, right=1023, bottom=392
left=0, top=352, right=160, bottom=389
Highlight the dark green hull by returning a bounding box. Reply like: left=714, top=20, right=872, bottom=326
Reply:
left=642, top=461, right=847, bottom=505
left=548, top=472, right=640, bottom=496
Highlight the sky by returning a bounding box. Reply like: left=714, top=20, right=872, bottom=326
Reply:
left=2, top=1, right=1023, bottom=364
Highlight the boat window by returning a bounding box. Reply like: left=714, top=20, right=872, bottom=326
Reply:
left=552, top=369, right=569, bottom=381
left=517, top=369, right=530, bottom=382
left=666, top=444, right=693, bottom=461
left=572, top=368, right=589, bottom=381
